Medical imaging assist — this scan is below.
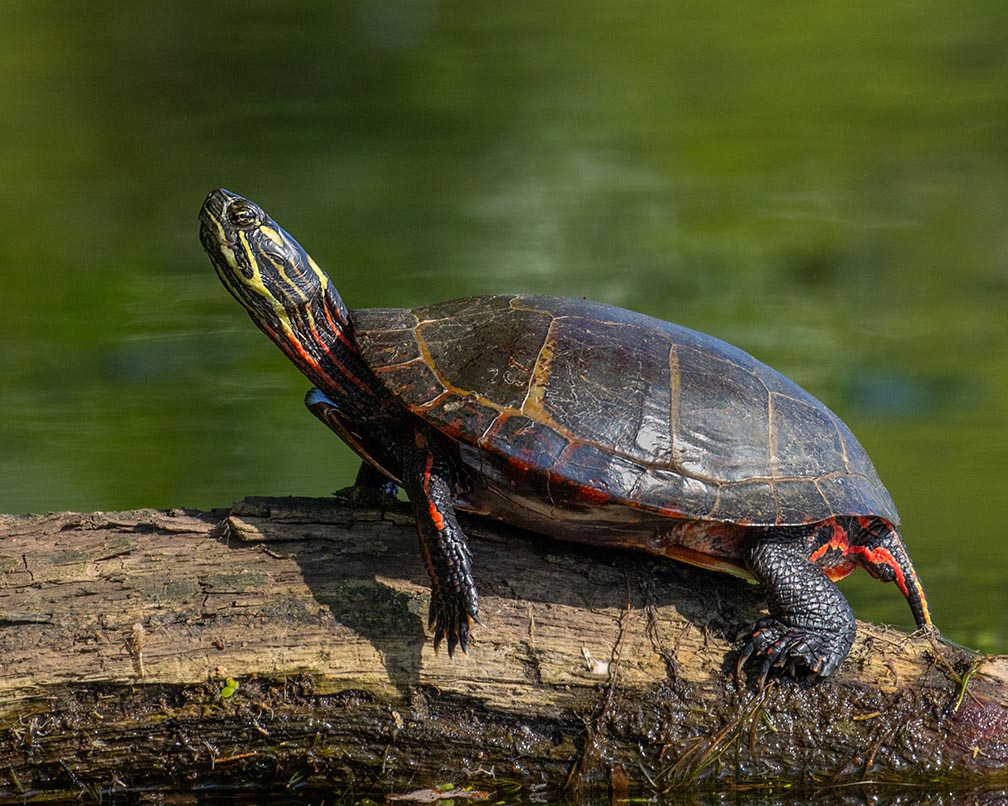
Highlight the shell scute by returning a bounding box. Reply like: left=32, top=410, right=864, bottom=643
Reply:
left=353, top=294, right=899, bottom=527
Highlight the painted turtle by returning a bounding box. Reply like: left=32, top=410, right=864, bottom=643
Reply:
left=200, top=188, right=933, bottom=681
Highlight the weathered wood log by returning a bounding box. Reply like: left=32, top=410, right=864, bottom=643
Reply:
left=0, top=495, right=1006, bottom=800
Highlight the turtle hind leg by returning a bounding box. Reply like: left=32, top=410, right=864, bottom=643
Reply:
left=402, top=440, right=480, bottom=657
left=740, top=534, right=856, bottom=684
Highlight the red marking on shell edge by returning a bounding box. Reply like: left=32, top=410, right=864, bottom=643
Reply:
left=576, top=483, right=611, bottom=505
left=506, top=455, right=535, bottom=474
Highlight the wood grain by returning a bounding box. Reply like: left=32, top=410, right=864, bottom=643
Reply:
left=0, top=496, right=1005, bottom=799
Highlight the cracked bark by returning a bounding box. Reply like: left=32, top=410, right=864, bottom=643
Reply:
left=0, top=495, right=1006, bottom=800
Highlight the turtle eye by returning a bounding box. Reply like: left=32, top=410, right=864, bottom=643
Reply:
left=226, top=200, right=264, bottom=229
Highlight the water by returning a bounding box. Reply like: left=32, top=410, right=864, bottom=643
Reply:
left=0, top=0, right=1005, bottom=668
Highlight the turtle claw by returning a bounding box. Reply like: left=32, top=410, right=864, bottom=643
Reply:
left=429, top=590, right=479, bottom=657
left=738, top=616, right=853, bottom=685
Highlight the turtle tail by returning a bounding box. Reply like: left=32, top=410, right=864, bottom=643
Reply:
left=850, top=517, right=933, bottom=629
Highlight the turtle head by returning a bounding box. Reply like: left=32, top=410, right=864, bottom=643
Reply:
left=199, top=189, right=352, bottom=355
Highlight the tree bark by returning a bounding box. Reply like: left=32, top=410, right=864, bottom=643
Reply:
left=0, top=495, right=1005, bottom=800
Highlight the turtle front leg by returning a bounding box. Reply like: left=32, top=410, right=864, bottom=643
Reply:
left=402, top=436, right=480, bottom=656
left=739, top=536, right=856, bottom=684
left=305, top=388, right=400, bottom=499
left=353, top=461, right=400, bottom=499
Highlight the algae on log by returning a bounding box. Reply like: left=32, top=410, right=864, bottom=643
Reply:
left=0, top=495, right=1005, bottom=799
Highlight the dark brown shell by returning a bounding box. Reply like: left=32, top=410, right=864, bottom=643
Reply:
left=352, top=294, right=898, bottom=528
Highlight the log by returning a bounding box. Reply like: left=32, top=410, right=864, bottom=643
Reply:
left=0, top=495, right=1006, bottom=801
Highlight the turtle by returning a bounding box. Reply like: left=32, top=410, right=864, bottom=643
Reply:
left=199, top=188, right=933, bottom=682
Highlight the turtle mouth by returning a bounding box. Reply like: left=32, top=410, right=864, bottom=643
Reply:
left=200, top=186, right=247, bottom=232
left=199, top=188, right=255, bottom=285
left=200, top=188, right=276, bottom=259
left=199, top=189, right=234, bottom=246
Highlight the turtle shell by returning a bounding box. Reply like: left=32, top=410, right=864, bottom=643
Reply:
left=352, top=294, right=898, bottom=529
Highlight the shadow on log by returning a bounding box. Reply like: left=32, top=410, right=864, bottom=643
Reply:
left=0, top=495, right=1006, bottom=801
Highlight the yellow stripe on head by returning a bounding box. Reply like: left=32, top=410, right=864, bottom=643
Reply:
left=260, top=225, right=285, bottom=248
left=236, top=229, right=297, bottom=340
left=307, top=255, right=332, bottom=300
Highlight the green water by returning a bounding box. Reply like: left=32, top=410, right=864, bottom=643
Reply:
left=0, top=2, right=1005, bottom=657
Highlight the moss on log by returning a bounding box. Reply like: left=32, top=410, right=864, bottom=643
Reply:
left=0, top=495, right=1005, bottom=800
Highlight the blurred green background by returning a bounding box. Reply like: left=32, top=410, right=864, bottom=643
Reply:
left=0, top=2, right=1005, bottom=652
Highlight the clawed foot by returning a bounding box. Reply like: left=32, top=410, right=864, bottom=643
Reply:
left=737, top=616, right=854, bottom=687
left=428, top=589, right=480, bottom=657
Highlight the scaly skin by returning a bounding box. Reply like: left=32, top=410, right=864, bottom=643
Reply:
left=402, top=435, right=481, bottom=655
left=741, top=537, right=856, bottom=683
left=306, top=389, right=480, bottom=654
left=738, top=517, right=932, bottom=683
